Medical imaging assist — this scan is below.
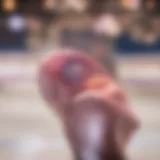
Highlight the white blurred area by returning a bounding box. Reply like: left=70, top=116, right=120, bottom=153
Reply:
left=0, top=54, right=160, bottom=160
left=0, top=55, right=72, bottom=160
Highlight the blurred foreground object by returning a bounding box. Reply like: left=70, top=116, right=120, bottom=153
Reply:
left=38, top=49, right=140, bottom=160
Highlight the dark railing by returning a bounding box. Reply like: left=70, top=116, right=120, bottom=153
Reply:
left=0, top=29, right=27, bottom=52
left=116, top=33, right=160, bottom=55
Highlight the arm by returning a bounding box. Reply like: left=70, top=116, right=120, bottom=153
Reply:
left=64, top=98, right=112, bottom=160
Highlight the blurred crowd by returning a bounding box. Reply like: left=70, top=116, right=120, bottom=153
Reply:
left=0, top=0, right=160, bottom=53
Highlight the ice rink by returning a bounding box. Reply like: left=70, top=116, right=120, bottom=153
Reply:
left=0, top=55, right=160, bottom=160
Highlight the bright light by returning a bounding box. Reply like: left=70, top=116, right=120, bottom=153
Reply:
left=3, top=0, right=16, bottom=12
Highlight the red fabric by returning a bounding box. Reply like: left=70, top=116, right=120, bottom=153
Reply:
left=38, top=49, right=139, bottom=129
left=39, top=50, right=108, bottom=94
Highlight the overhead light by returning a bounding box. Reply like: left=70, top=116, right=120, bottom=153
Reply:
left=3, top=0, right=16, bottom=12
left=121, top=0, right=141, bottom=10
